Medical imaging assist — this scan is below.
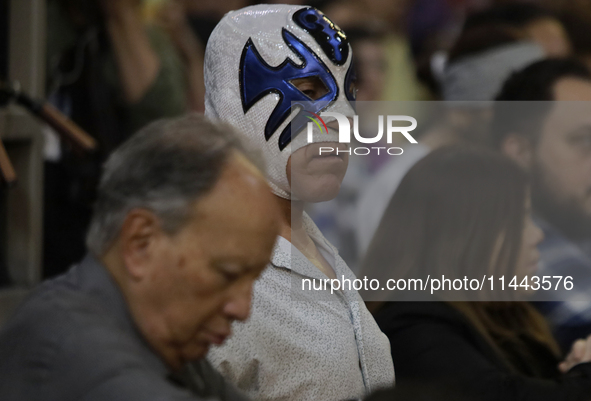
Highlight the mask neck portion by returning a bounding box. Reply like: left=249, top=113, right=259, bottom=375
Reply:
left=204, top=4, right=355, bottom=200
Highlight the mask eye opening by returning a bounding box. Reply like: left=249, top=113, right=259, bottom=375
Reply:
left=289, top=76, right=329, bottom=100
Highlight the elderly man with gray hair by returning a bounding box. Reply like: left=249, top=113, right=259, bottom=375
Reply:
left=0, top=114, right=280, bottom=401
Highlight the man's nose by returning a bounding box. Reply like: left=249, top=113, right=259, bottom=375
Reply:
left=223, top=283, right=252, bottom=322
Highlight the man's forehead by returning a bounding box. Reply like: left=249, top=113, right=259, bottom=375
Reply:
left=543, top=78, right=591, bottom=138
left=545, top=101, right=591, bottom=136
left=553, top=77, right=591, bottom=101
left=190, top=157, right=275, bottom=226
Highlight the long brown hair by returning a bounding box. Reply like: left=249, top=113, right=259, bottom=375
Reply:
left=362, top=146, right=560, bottom=370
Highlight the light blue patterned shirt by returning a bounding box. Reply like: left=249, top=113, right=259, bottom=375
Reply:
left=207, top=213, right=395, bottom=401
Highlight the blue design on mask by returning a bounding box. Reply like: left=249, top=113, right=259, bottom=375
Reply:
left=293, top=7, right=349, bottom=66
left=240, top=28, right=338, bottom=151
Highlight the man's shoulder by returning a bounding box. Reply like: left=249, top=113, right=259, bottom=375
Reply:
left=0, top=275, right=135, bottom=362
left=0, top=272, right=167, bottom=401
left=3, top=269, right=122, bottom=331
left=0, top=274, right=101, bottom=342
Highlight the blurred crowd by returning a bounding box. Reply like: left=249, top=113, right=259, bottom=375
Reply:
left=39, top=0, right=591, bottom=279
left=2, top=0, right=591, bottom=400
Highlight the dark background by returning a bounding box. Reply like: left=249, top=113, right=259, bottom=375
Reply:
left=0, top=0, right=8, bottom=83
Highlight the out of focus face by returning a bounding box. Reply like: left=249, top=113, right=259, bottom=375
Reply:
left=352, top=39, right=388, bottom=102
left=361, top=0, right=413, bottom=24
left=526, top=18, right=571, bottom=58
left=127, top=154, right=279, bottom=370
left=531, top=78, right=591, bottom=237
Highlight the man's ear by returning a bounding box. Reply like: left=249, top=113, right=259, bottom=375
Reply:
left=501, top=134, right=533, bottom=170
left=119, top=209, right=162, bottom=280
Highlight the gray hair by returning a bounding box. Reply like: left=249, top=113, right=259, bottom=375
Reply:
left=86, top=113, right=264, bottom=256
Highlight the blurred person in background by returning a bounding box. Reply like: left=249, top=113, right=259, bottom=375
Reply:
left=152, top=0, right=207, bottom=112
left=204, top=4, right=394, bottom=400
left=362, top=146, right=591, bottom=401
left=494, top=58, right=591, bottom=352
left=406, top=0, right=459, bottom=100
left=324, top=0, right=430, bottom=101
left=416, top=1, right=571, bottom=99
left=358, top=0, right=432, bottom=101
left=44, top=0, right=188, bottom=278
left=0, top=114, right=280, bottom=401
left=442, top=8, right=551, bottom=102
left=151, top=0, right=254, bottom=113
left=347, top=27, right=389, bottom=102
left=462, top=3, right=571, bottom=58
left=355, top=18, right=545, bottom=259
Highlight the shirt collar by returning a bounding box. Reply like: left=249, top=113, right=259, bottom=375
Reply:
left=270, top=213, right=343, bottom=280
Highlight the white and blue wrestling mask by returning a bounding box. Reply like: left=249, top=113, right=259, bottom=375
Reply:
left=204, top=4, right=356, bottom=199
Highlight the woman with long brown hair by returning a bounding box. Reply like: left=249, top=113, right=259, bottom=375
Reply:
left=361, top=146, right=591, bottom=401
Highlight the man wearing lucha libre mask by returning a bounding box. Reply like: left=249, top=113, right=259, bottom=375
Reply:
left=204, top=4, right=394, bottom=401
